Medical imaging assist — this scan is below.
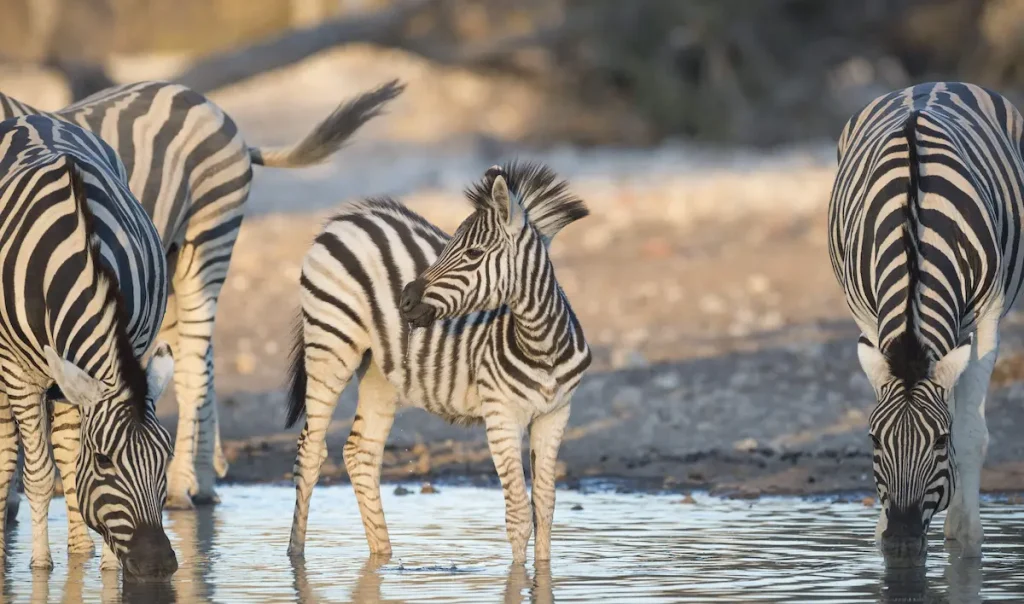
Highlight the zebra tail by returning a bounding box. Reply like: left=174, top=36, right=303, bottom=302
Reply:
left=284, top=313, right=308, bottom=429
left=249, top=79, right=405, bottom=168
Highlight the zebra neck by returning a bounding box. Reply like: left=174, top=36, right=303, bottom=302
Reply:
left=506, top=264, right=575, bottom=367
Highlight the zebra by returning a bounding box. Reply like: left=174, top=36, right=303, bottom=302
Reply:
left=284, top=161, right=592, bottom=563
left=828, top=81, right=1024, bottom=561
left=0, top=114, right=177, bottom=577
left=0, top=78, right=405, bottom=525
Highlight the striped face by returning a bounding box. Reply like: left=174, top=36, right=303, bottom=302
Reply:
left=858, top=339, right=971, bottom=560
left=401, top=174, right=527, bottom=326
left=47, top=344, right=177, bottom=578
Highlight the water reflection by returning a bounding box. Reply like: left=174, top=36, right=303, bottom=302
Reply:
left=0, top=486, right=1021, bottom=602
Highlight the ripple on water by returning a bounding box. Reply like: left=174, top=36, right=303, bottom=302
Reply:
left=1, top=485, right=1023, bottom=602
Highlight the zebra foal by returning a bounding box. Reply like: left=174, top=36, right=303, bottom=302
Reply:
left=828, top=82, right=1024, bottom=562
left=0, top=78, right=404, bottom=513
left=285, top=162, right=591, bottom=563
left=0, top=115, right=176, bottom=578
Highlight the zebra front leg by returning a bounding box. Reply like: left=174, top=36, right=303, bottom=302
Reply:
left=50, top=400, right=94, bottom=555
left=100, top=541, right=119, bottom=571
left=528, top=404, right=571, bottom=562
left=11, top=389, right=55, bottom=569
left=0, top=393, right=19, bottom=556
left=944, top=342, right=996, bottom=557
left=484, top=402, right=531, bottom=563
left=345, top=361, right=397, bottom=557
left=289, top=363, right=349, bottom=557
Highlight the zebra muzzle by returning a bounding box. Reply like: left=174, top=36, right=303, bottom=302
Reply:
left=400, top=279, right=436, bottom=327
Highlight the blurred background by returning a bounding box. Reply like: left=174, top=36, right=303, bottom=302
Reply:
left=4, top=0, right=1024, bottom=495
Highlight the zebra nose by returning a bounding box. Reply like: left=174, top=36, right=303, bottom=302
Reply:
left=400, top=279, right=426, bottom=316
left=883, top=505, right=925, bottom=539
left=123, top=524, right=178, bottom=580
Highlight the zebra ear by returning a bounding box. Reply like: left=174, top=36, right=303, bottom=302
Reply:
left=934, top=341, right=972, bottom=392
left=857, top=339, right=891, bottom=393
left=44, top=346, right=103, bottom=410
left=145, top=341, right=174, bottom=401
left=491, top=174, right=524, bottom=230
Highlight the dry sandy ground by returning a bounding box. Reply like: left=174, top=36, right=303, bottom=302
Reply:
left=8, top=46, right=1024, bottom=499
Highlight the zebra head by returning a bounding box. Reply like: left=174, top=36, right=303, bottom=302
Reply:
left=400, top=162, right=587, bottom=327
left=44, top=342, right=177, bottom=579
left=857, top=336, right=972, bottom=563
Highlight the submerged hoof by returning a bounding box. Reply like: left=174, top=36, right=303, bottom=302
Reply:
left=191, top=491, right=221, bottom=506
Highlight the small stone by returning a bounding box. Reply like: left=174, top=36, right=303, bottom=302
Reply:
left=674, top=494, right=697, bottom=505
left=394, top=485, right=412, bottom=496
left=862, top=496, right=875, bottom=507
left=570, top=503, right=583, bottom=511
left=420, top=483, right=438, bottom=494
left=733, top=437, right=759, bottom=453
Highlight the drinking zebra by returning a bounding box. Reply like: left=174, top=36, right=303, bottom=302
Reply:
left=284, top=162, right=592, bottom=563
left=0, top=78, right=405, bottom=518
left=828, top=82, right=1024, bottom=561
left=0, top=115, right=176, bottom=578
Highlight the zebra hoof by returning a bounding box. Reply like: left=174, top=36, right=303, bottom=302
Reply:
left=29, top=556, right=53, bottom=570
left=164, top=495, right=195, bottom=511
left=191, top=491, right=221, bottom=506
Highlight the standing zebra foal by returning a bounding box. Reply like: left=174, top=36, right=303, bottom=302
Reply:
left=0, top=78, right=404, bottom=516
left=828, top=82, right=1024, bottom=563
left=0, top=115, right=176, bottom=578
left=285, top=162, right=591, bottom=563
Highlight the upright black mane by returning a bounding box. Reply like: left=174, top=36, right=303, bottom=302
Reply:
left=465, top=160, right=589, bottom=240
left=69, top=158, right=150, bottom=421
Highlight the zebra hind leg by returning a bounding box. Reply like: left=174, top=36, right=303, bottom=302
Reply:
left=344, top=359, right=398, bottom=557
left=482, top=401, right=532, bottom=564
left=944, top=341, right=996, bottom=557
left=49, top=399, right=94, bottom=555
left=528, top=404, right=571, bottom=562
left=165, top=282, right=220, bottom=510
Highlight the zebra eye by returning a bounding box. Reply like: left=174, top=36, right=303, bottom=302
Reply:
left=870, top=435, right=882, bottom=450
left=465, top=248, right=485, bottom=259
left=95, top=453, right=114, bottom=469
left=934, top=435, right=949, bottom=451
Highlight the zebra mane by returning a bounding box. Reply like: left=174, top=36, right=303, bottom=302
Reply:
left=466, top=160, right=589, bottom=241
left=68, top=159, right=149, bottom=421
left=886, top=112, right=932, bottom=388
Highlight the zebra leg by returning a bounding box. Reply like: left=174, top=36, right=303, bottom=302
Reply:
left=5, top=441, right=22, bottom=526
left=0, top=392, right=18, bottom=554
left=944, top=340, right=996, bottom=557
left=528, top=404, right=571, bottom=562
left=100, top=541, right=119, bottom=571
left=483, top=402, right=531, bottom=563
left=213, top=401, right=228, bottom=479
left=11, top=388, right=55, bottom=569
left=344, top=360, right=397, bottom=557
left=165, top=270, right=220, bottom=509
left=288, top=355, right=354, bottom=557
left=49, top=400, right=94, bottom=555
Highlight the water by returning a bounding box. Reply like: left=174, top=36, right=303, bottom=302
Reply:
left=2, top=485, right=1024, bottom=603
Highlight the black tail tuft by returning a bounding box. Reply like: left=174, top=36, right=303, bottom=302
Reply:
left=285, top=313, right=308, bottom=429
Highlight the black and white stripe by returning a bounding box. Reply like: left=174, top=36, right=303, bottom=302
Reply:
left=0, top=78, right=404, bottom=511
left=284, top=162, right=592, bottom=563
left=0, top=115, right=177, bottom=578
left=828, top=82, right=1024, bottom=560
